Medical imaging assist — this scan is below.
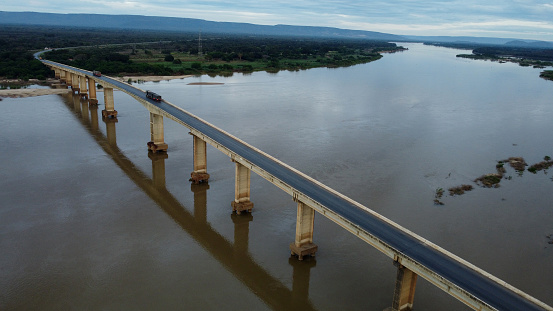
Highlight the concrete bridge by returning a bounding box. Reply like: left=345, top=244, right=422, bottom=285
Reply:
left=37, top=53, right=553, bottom=311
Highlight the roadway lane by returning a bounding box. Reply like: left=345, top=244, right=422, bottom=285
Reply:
left=41, top=58, right=546, bottom=311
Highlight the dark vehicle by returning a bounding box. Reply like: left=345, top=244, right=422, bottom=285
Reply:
left=93, top=70, right=102, bottom=77
left=146, top=90, right=162, bottom=102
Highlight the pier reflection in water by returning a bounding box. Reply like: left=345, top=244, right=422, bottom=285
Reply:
left=60, top=92, right=317, bottom=310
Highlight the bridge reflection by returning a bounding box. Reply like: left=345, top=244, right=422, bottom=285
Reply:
left=61, top=93, right=317, bottom=310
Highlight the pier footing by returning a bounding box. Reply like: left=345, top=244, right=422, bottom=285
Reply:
left=102, top=109, right=118, bottom=118
left=147, top=141, right=168, bottom=153
left=190, top=172, right=210, bottom=184
left=231, top=200, right=253, bottom=215
left=290, top=243, right=318, bottom=260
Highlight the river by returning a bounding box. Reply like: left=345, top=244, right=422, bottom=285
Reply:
left=1, top=43, right=552, bottom=310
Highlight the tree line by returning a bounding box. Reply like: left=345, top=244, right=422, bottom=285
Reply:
left=0, top=25, right=405, bottom=79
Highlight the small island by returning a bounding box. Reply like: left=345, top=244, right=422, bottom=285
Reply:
left=454, top=46, right=553, bottom=81
left=540, top=70, right=553, bottom=81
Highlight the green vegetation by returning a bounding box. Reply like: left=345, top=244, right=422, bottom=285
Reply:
left=425, top=41, right=553, bottom=81
left=0, top=25, right=405, bottom=80
left=457, top=53, right=553, bottom=69
left=540, top=70, right=553, bottom=81
left=43, top=36, right=402, bottom=76
left=453, top=45, right=553, bottom=81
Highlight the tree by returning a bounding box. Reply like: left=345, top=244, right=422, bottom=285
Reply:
left=164, top=54, right=174, bottom=62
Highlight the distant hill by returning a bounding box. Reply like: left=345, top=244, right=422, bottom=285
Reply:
left=404, top=35, right=553, bottom=49
left=3, top=11, right=552, bottom=47
left=0, top=11, right=404, bottom=41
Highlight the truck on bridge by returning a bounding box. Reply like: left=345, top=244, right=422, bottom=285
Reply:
left=146, top=90, right=162, bottom=102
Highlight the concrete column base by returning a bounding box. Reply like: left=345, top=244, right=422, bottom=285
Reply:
left=231, top=200, right=253, bottom=215
left=190, top=172, right=210, bottom=184
left=71, top=87, right=80, bottom=93
left=290, top=243, right=318, bottom=260
left=88, top=98, right=99, bottom=105
left=148, top=150, right=169, bottom=160
left=102, top=109, right=118, bottom=118
left=147, top=141, right=168, bottom=153
left=80, top=93, right=88, bottom=99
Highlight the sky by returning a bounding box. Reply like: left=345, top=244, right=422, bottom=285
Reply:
left=3, top=0, right=553, bottom=41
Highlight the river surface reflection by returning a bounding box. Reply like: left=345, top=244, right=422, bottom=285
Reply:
left=1, top=43, right=552, bottom=310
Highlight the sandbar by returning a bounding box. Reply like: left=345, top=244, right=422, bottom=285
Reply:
left=0, top=88, right=72, bottom=98
left=117, top=75, right=194, bottom=82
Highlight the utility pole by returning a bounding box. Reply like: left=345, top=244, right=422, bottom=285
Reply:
left=198, top=30, right=203, bottom=56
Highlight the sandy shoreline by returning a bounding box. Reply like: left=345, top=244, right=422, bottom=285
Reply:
left=0, top=75, right=219, bottom=98
left=115, top=75, right=194, bottom=82
left=0, top=88, right=72, bottom=98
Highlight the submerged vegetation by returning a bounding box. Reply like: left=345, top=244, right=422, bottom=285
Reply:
left=435, top=155, right=552, bottom=205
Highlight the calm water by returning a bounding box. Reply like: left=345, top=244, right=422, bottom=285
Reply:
left=1, top=43, right=552, bottom=310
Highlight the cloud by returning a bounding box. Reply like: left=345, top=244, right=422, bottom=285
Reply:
left=3, top=0, right=553, bottom=40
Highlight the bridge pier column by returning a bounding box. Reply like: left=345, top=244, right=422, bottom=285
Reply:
left=101, top=87, right=118, bottom=118
left=58, top=70, right=66, bottom=84
left=231, top=161, right=253, bottom=215
left=290, top=201, right=318, bottom=260
left=88, top=78, right=98, bottom=104
left=392, top=260, right=418, bottom=311
left=54, top=69, right=60, bottom=79
left=65, top=71, right=72, bottom=87
left=79, top=76, right=88, bottom=98
left=189, top=134, right=210, bottom=184
left=71, top=73, right=80, bottom=93
left=147, top=112, right=168, bottom=153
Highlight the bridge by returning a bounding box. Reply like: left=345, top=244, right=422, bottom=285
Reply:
left=37, top=52, right=553, bottom=311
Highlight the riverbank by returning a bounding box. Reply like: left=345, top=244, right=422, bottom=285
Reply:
left=115, top=75, right=194, bottom=83
left=0, top=88, right=72, bottom=98
left=0, top=75, right=196, bottom=98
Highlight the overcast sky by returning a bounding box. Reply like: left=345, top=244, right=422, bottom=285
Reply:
left=3, top=0, right=553, bottom=41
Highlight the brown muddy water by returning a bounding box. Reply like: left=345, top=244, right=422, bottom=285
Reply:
left=1, top=43, right=552, bottom=310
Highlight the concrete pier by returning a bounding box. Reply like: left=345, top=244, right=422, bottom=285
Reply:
left=190, top=134, right=210, bottom=183
left=290, top=201, right=317, bottom=260
left=101, top=87, right=118, bottom=118
left=231, top=161, right=253, bottom=215
left=65, top=71, right=72, bottom=87
left=71, top=73, right=80, bottom=93
left=88, top=78, right=98, bottom=104
left=147, top=112, right=168, bottom=153
left=392, top=260, right=417, bottom=311
left=79, top=76, right=88, bottom=98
